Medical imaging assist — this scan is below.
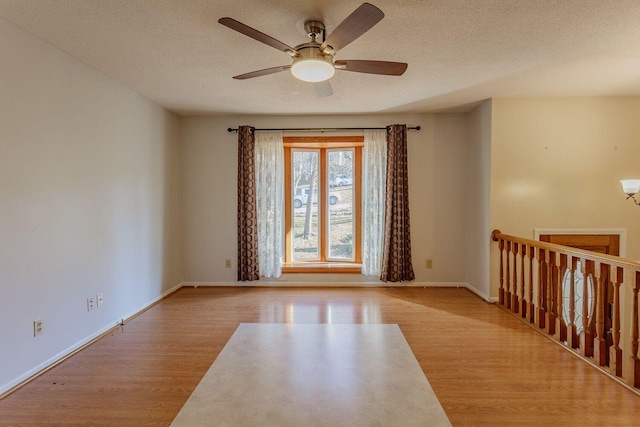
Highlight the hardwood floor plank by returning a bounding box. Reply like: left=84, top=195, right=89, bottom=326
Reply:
left=1, top=287, right=639, bottom=426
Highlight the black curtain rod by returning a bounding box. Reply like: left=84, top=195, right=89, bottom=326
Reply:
left=227, top=126, right=421, bottom=133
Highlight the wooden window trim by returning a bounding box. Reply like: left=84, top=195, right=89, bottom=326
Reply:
left=281, top=263, right=362, bottom=274
left=284, top=136, right=362, bottom=272
left=283, top=136, right=364, bottom=147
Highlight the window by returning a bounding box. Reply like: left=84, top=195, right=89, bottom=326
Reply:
left=283, top=137, right=362, bottom=272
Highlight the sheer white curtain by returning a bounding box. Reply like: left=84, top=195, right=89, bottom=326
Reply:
left=362, top=129, right=387, bottom=276
left=255, top=131, right=284, bottom=278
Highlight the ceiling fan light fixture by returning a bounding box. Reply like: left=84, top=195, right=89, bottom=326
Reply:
left=291, top=53, right=335, bottom=82
left=291, top=58, right=335, bottom=82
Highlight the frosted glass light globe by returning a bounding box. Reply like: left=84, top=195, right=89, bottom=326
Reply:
left=291, top=58, right=335, bottom=82
left=620, top=179, right=640, bottom=195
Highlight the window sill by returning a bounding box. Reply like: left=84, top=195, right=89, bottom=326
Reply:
left=282, top=262, right=362, bottom=274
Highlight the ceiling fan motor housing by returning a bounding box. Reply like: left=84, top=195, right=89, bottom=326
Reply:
left=304, top=20, right=325, bottom=40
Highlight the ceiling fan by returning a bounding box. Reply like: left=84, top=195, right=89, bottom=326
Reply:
left=218, top=3, right=407, bottom=96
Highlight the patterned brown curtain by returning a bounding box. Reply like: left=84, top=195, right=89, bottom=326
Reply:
left=237, top=125, right=260, bottom=281
left=380, top=124, right=415, bottom=282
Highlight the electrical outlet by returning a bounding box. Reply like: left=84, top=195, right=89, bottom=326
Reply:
left=225, top=259, right=232, bottom=268
left=87, top=297, right=95, bottom=311
left=426, top=259, right=433, bottom=269
left=33, top=319, right=43, bottom=337
left=97, top=293, right=104, bottom=307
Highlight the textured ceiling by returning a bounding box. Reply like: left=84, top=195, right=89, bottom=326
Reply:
left=1, top=0, right=640, bottom=115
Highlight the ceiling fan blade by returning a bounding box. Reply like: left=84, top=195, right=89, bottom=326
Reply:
left=219, top=17, right=298, bottom=56
left=334, top=60, right=407, bottom=76
left=233, top=65, right=291, bottom=80
left=313, top=81, right=333, bottom=98
left=320, top=3, right=384, bottom=54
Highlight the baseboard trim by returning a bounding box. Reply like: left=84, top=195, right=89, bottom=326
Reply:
left=183, top=281, right=399, bottom=287
left=0, top=283, right=183, bottom=399
left=415, top=282, right=494, bottom=303
left=182, top=280, right=487, bottom=293
left=461, top=284, right=495, bottom=303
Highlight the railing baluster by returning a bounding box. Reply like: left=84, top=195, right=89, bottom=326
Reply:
left=512, top=242, right=519, bottom=313
left=528, top=246, right=535, bottom=323
left=631, top=271, right=640, bottom=388
left=609, top=266, right=623, bottom=377
left=580, top=259, right=594, bottom=358
left=546, top=251, right=556, bottom=335
left=555, top=253, right=567, bottom=342
left=594, top=262, right=608, bottom=366
left=537, top=249, right=546, bottom=329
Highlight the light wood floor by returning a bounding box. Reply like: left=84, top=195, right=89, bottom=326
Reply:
left=1, top=287, right=639, bottom=426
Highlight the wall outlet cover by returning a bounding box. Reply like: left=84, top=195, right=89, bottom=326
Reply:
left=34, top=319, right=43, bottom=337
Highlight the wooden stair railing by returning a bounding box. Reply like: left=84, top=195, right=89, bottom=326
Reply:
left=492, top=230, right=640, bottom=392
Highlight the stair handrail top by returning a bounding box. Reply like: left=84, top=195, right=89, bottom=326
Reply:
left=491, top=229, right=640, bottom=271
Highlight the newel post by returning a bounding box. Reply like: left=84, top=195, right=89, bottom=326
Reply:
left=520, top=243, right=527, bottom=318
left=505, top=241, right=512, bottom=309
left=630, top=271, right=640, bottom=388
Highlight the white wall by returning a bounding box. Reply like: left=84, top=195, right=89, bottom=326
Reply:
left=181, top=113, right=469, bottom=285
left=415, top=114, right=469, bottom=284
left=0, top=19, right=183, bottom=393
left=490, top=97, right=640, bottom=295
left=466, top=100, right=492, bottom=299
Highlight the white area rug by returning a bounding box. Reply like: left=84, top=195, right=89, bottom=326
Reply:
left=171, top=323, right=451, bottom=427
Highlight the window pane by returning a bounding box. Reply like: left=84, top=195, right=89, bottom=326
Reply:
left=292, top=150, right=319, bottom=261
left=328, top=149, right=354, bottom=260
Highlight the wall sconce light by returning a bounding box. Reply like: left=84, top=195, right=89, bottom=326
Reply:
left=620, top=179, right=640, bottom=205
